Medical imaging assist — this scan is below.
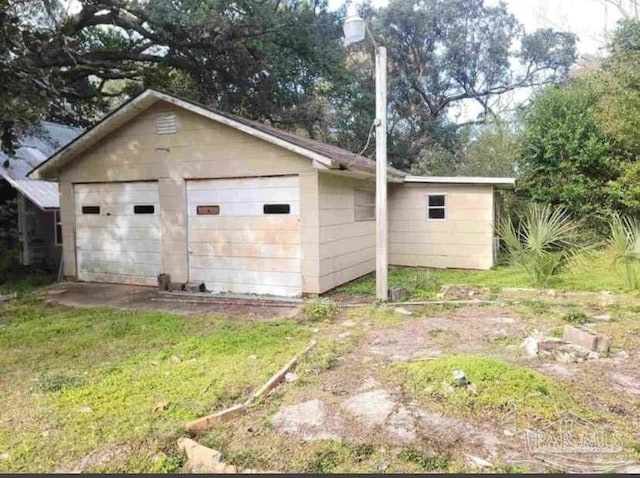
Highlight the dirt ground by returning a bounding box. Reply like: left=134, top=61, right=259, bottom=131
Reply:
left=195, top=290, right=640, bottom=473
left=40, top=282, right=300, bottom=318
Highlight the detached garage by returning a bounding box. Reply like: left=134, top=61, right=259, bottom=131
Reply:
left=30, top=89, right=514, bottom=297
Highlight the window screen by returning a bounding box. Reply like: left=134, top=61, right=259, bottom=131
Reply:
left=197, top=205, right=220, bottom=215
left=263, top=204, right=290, bottom=214
left=82, top=206, right=100, bottom=214
left=134, top=205, right=155, bottom=214
left=427, top=194, right=446, bottom=220
left=355, top=189, right=375, bottom=221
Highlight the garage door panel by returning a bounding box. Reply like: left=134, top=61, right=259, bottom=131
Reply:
left=189, top=242, right=301, bottom=259
left=79, top=261, right=161, bottom=276
left=186, top=200, right=300, bottom=217
left=79, top=272, right=158, bottom=287
left=76, top=230, right=161, bottom=243
left=187, top=176, right=302, bottom=297
left=75, top=182, right=161, bottom=286
left=189, top=269, right=302, bottom=288
left=77, top=250, right=161, bottom=265
left=188, top=228, right=301, bottom=245
left=190, top=256, right=301, bottom=273
left=75, top=190, right=159, bottom=207
left=76, top=215, right=159, bottom=229
left=188, top=216, right=300, bottom=231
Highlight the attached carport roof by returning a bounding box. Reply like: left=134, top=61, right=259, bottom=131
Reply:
left=29, top=89, right=406, bottom=182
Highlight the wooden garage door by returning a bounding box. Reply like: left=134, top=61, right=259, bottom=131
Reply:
left=74, top=182, right=161, bottom=286
left=187, top=176, right=301, bottom=297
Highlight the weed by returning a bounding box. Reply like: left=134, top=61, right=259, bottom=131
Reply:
left=301, top=299, right=337, bottom=323
left=520, top=299, right=551, bottom=315
left=398, top=448, right=450, bottom=471
left=428, top=328, right=445, bottom=337
left=562, top=309, right=591, bottom=325
left=307, top=448, right=340, bottom=473
left=34, top=372, right=87, bottom=393
left=351, top=444, right=374, bottom=462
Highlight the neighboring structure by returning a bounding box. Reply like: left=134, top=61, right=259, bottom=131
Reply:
left=30, top=89, right=514, bottom=296
left=0, top=122, right=81, bottom=266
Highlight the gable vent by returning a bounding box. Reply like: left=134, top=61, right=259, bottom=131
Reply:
left=156, top=112, right=177, bottom=134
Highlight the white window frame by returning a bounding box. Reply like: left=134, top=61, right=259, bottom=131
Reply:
left=427, top=193, right=447, bottom=221
left=54, top=210, right=62, bottom=245
left=355, top=189, right=375, bottom=222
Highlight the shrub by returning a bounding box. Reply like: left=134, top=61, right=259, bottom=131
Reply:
left=607, top=213, right=640, bottom=289
left=499, top=203, right=584, bottom=285
left=301, top=299, right=337, bottom=322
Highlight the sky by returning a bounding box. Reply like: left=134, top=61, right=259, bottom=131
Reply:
left=329, top=0, right=625, bottom=57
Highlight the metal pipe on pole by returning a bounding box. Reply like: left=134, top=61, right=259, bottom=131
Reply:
left=375, top=46, right=388, bottom=302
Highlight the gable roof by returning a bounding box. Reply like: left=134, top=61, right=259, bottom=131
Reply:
left=1, top=121, right=82, bottom=209
left=29, top=89, right=406, bottom=181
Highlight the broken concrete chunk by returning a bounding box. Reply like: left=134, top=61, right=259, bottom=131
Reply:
left=389, top=287, right=408, bottom=301
left=178, top=438, right=223, bottom=473
left=563, top=325, right=610, bottom=353
left=521, top=331, right=541, bottom=358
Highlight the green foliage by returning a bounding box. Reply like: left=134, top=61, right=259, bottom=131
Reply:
left=607, top=213, right=640, bottom=289
left=562, top=309, right=591, bottom=325
left=395, top=355, right=578, bottom=423
left=499, top=203, right=584, bottom=285
left=397, top=448, right=450, bottom=471
left=518, top=78, right=615, bottom=233
left=301, top=299, right=337, bottom=323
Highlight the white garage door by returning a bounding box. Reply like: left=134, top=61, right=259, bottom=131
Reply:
left=187, top=176, right=301, bottom=297
left=74, top=182, right=161, bottom=286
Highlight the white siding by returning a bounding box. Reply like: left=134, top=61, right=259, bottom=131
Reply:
left=388, top=183, right=495, bottom=270
left=318, top=173, right=376, bottom=293
left=186, top=176, right=302, bottom=297
left=74, top=182, right=161, bottom=286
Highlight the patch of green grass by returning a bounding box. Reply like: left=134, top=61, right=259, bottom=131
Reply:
left=397, top=448, right=450, bottom=471
left=392, top=355, right=582, bottom=425
left=333, top=251, right=634, bottom=298
left=0, top=300, right=312, bottom=472
left=562, top=309, right=591, bottom=325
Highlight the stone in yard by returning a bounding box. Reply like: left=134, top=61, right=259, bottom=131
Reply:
left=521, top=332, right=540, bottom=358
left=386, top=406, right=416, bottom=441
left=593, top=314, right=611, bottom=321
left=389, top=287, right=408, bottom=301
left=615, top=464, right=640, bottom=473
left=466, top=454, right=493, bottom=468
left=78, top=406, right=93, bottom=414
left=563, top=325, right=610, bottom=352
left=338, top=332, right=351, bottom=340
left=613, top=351, right=630, bottom=360
left=340, top=389, right=396, bottom=426
left=611, top=373, right=640, bottom=395
left=178, top=438, right=222, bottom=473
left=271, top=399, right=339, bottom=441
left=0, top=453, right=9, bottom=461
left=358, top=377, right=381, bottom=391
left=394, top=307, right=413, bottom=316
left=248, top=354, right=258, bottom=360
left=70, top=444, right=131, bottom=473
left=284, top=372, right=297, bottom=383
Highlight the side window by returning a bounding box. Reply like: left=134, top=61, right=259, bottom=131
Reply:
left=54, top=210, right=62, bottom=245
left=427, top=194, right=446, bottom=220
left=134, top=205, right=155, bottom=214
left=355, top=189, right=375, bottom=221
left=263, top=204, right=290, bottom=214
left=82, top=206, right=100, bottom=214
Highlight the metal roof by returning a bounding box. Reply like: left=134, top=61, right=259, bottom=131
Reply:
left=403, top=175, right=516, bottom=189
left=0, top=121, right=82, bottom=209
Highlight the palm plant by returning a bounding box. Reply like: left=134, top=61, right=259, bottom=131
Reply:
left=499, top=204, right=582, bottom=285
left=607, top=213, right=640, bottom=290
